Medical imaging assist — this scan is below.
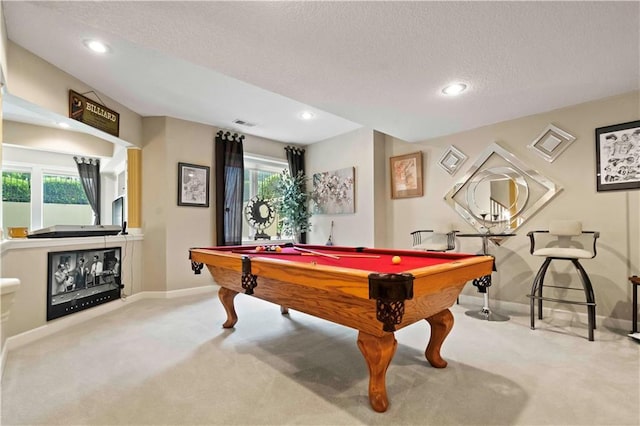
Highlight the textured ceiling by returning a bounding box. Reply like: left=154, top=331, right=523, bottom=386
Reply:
left=3, top=1, right=639, bottom=144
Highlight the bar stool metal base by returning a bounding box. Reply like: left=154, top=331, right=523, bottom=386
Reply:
left=630, top=276, right=639, bottom=341
left=528, top=256, right=596, bottom=341
left=465, top=308, right=510, bottom=322
left=465, top=292, right=509, bottom=321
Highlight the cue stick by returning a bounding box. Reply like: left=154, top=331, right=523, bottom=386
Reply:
left=326, top=220, right=334, bottom=246
left=293, top=246, right=340, bottom=259
left=301, top=253, right=381, bottom=259
left=231, top=250, right=301, bottom=255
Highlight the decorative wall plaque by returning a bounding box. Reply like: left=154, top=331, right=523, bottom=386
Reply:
left=69, top=89, right=120, bottom=137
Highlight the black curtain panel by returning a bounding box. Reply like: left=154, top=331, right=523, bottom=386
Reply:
left=215, top=131, right=245, bottom=245
left=74, top=157, right=101, bottom=225
left=284, top=146, right=307, bottom=243
left=285, top=145, right=305, bottom=178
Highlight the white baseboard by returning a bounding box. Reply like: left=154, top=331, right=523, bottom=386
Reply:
left=1, top=285, right=217, bottom=377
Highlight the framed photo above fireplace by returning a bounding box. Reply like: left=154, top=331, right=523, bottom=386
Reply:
left=47, top=247, right=122, bottom=321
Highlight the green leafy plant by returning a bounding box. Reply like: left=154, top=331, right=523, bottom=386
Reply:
left=258, top=173, right=281, bottom=200
left=43, top=176, right=89, bottom=204
left=2, top=172, right=31, bottom=202
left=276, top=170, right=312, bottom=240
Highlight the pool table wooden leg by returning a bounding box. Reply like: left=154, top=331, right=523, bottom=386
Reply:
left=218, top=287, right=238, bottom=328
left=424, top=308, right=454, bottom=368
left=357, top=331, right=397, bottom=413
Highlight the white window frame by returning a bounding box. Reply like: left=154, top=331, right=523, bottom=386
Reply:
left=243, top=154, right=288, bottom=241
left=3, top=161, right=91, bottom=231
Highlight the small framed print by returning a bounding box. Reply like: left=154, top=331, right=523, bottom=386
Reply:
left=390, top=151, right=423, bottom=199
left=595, top=120, right=640, bottom=192
left=528, top=124, right=576, bottom=162
left=178, top=162, right=210, bottom=207
left=438, top=145, right=467, bottom=175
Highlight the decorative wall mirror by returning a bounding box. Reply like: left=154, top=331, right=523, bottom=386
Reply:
left=438, top=145, right=467, bottom=175
left=528, top=124, right=576, bottom=162
left=444, top=143, right=562, bottom=237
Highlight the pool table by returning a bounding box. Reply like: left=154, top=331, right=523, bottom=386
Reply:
left=189, top=244, right=493, bottom=412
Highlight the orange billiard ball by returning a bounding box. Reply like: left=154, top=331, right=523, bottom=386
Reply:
left=392, top=255, right=402, bottom=265
left=275, top=246, right=282, bottom=252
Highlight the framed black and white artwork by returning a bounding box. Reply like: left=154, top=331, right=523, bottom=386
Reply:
left=178, top=162, right=210, bottom=207
left=595, top=120, right=640, bottom=192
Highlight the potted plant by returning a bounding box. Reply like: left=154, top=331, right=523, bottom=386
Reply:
left=276, top=169, right=312, bottom=242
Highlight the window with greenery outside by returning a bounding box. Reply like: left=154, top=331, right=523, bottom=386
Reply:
left=2, top=172, right=31, bottom=202
left=3, top=172, right=88, bottom=204
left=2, top=172, right=92, bottom=233
left=42, top=175, right=89, bottom=204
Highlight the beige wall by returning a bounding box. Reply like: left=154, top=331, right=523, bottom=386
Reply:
left=373, top=130, right=388, bottom=248
left=385, top=91, right=640, bottom=322
left=4, top=121, right=114, bottom=157
left=0, top=1, right=7, bottom=87
left=140, top=117, right=169, bottom=292
left=141, top=116, right=294, bottom=293
left=306, top=127, right=378, bottom=247
left=6, top=42, right=142, bottom=147
left=164, top=117, right=215, bottom=291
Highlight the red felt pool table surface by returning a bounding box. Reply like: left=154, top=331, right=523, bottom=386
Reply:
left=210, top=243, right=479, bottom=273
left=189, top=243, right=493, bottom=413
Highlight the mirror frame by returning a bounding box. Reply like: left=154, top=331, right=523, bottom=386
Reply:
left=465, top=166, right=529, bottom=221
left=438, top=145, right=467, bottom=175
left=528, top=123, right=576, bottom=162
left=444, top=143, right=562, bottom=235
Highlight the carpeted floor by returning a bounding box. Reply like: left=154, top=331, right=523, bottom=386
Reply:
left=1, top=290, right=638, bottom=425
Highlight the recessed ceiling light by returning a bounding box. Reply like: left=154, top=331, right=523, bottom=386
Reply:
left=83, top=39, right=110, bottom=54
left=58, top=122, right=70, bottom=128
left=442, top=83, right=468, bottom=96
left=299, top=111, right=315, bottom=120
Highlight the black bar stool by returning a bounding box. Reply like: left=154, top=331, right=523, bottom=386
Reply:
left=630, top=276, right=640, bottom=339
left=527, top=220, right=600, bottom=341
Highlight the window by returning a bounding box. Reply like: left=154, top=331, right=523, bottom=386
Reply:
left=2, top=166, right=93, bottom=236
left=42, top=174, right=92, bottom=228
left=243, top=155, right=287, bottom=241
left=2, top=171, right=31, bottom=236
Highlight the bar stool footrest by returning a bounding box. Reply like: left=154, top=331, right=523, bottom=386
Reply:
left=527, top=294, right=596, bottom=307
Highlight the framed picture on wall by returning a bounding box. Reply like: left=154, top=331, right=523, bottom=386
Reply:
left=178, top=162, right=210, bottom=207
left=311, top=167, right=356, bottom=214
left=595, top=120, right=640, bottom=192
left=390, top=151, right=424, bottom=199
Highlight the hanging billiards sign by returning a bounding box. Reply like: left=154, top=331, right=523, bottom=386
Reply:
left=68, top=89, right=120, bottom=137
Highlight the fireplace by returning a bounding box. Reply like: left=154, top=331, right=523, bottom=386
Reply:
left=47, top=247, right=122, bottom=321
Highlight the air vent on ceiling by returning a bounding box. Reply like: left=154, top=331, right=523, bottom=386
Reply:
left=233, top=119, right=256, bottom=127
